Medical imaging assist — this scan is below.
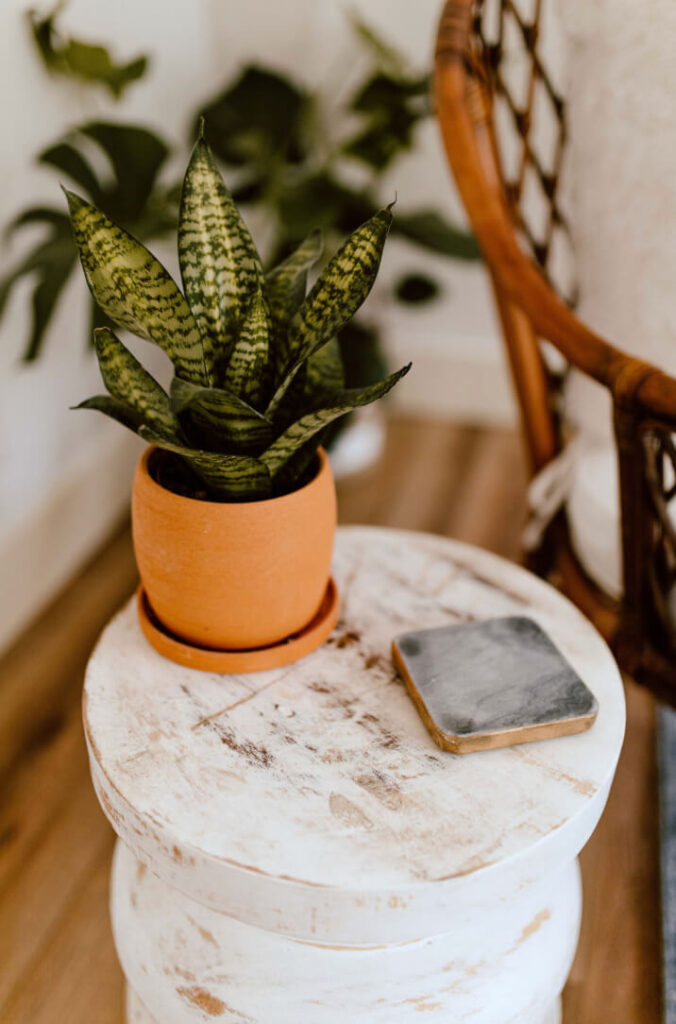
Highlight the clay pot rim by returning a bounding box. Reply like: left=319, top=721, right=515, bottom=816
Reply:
left=140, top=444, right=329, bottom=510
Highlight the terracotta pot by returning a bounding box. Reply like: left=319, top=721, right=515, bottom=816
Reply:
left=132, top=447, right=337, bottom=651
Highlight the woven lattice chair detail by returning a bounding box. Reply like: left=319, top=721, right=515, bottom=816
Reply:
left=434, top=0, right=676, bottom=698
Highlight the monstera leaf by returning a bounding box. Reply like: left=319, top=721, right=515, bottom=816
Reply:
left=392, top=211, right=481, bottom=260
left=349, top=13, right=410, bottom=78
left=342, top=71, right=430, bottom=171
left=395, top=273, right=440, bottom=304
left=274, top=174, right=376, bottom=247
left=0, top=122, right=176, bottom=361
left=195, top=66, right=310, bottom=169
left=29, top=5, right=148, bottom=98
left=0, top=214, right=77, bottom=361
left=6, top=14, right=479, bottom=377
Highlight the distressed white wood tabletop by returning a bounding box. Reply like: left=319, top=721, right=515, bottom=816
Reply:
left=84, top=526, right=625, bottom=946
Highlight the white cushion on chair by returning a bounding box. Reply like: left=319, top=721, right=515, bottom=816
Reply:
left=560, top=0, right=676, bottom=382
left=556, top=0, right=676, bottom=599
left=567, top=442, right=676, bottom=601
left=567, top=444, right=623, bottom=600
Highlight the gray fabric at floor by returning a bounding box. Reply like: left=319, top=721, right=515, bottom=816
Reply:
left=659, top=707, right=676, bottom=1022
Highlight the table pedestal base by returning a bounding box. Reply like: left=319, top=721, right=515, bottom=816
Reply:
left=126, top=986, right=563, bottom=1024
left=111, top=841, right=578, bottom=1024
left=126, top=987, right=154, bottom=1024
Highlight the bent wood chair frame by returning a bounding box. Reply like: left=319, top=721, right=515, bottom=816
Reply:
left=434, top=0, right=676, bottom=697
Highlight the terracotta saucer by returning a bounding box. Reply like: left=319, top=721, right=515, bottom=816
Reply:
left=136, top=579, right=340, bottom=673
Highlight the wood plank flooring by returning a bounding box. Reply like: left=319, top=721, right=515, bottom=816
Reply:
left=0, top=415, right=661, bottom=1023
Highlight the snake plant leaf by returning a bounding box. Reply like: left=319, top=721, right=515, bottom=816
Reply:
left=267, top=208, right=392, bottom=416
left=72, top=394, right=145, bottom=434
left=65, top=189, right=212, bottom=385
left=0, top=122, right=176, bottom=362
left=265, top=230, right=322, bottom=369
left=262, top=361, right=410, bottom=476
left=271, top=334, right=346, bottom=430
left=222, top=289, right=272, bottom=409
left=304, top=337, right=345, bottom=401
left=179, top=137, right=263, bottom=370
left=265, top=363, right=308, bottom=431
left=92, top=327, right=177, bottom=435
left=171, top=377, right=274, bottom=454
left=138, top=427, right=272, bottom=501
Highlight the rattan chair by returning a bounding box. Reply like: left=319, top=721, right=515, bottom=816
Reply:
left=434, top=0, right=676, bottom=698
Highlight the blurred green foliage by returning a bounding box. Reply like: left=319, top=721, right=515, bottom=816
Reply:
left=2, top=11, right=480, bottom=384
left=29, top=2, right=148, bottom=98
left=0, top=123, right=176, bottom=359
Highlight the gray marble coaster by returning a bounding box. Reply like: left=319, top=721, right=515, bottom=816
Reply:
left=392, top=616, right=598, bottom=754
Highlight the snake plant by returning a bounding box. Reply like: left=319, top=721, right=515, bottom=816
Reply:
left=68, top=134, right=410, bottom=501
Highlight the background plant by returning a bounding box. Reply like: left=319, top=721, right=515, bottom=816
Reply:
left=196, top=18, right=481, bottom=386
left=69, top=137, right=410, bottom=501
left=0, top=122, right=177, bottom=359
left=29, top=1, right=149, bottom=98
left=1, top=10, right=479, bottom=378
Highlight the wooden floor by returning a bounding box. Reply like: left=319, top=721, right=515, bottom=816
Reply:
left=0, top=415, right=661, bottom=1023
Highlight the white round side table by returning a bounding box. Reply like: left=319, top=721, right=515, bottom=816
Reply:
left=84, top=526, right=625, bottom=1024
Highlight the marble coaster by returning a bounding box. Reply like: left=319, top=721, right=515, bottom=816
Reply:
left=392, top=616, right=598, bottom=754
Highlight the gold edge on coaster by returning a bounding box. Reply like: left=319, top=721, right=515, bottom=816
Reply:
left=391, top=642, right=599, bottom=755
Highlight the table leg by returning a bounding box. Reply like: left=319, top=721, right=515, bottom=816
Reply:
left=126, top=985, right=157, bottom=1024
left=127, top=985, right=563, bottom=1024
left=543, top=995, right=562, bottom=1024
left=111, top=840, right=580, bottom=1024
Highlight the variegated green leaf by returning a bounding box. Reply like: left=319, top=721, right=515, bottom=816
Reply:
left=92, top=327, right=177, bottom=435
left=72, top=394, right=145, bottom=434
left=138, top=427, right=272, bottom=501
left=261, top=361, right=410, bottom=476
left=171, top=377, right=274, bottom=454
left=268, top=363, right=307, bottom=429
left=304, top=336, right=344, bottom=400
left=222, top=289, right=272, bottom=409
left=267, top=208, right=391, bottom=416
left=65, top=189, right=212, bottom=384
left=270, top=336, right=344, bottom=429
left=179, top=136, right=263, bottom=371
left=265, top=230, right=322, bottom=372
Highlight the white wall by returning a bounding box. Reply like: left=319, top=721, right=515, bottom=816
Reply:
left=0, top=0, right=508, bottom=651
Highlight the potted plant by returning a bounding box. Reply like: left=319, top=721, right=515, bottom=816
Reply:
left=66, top=132, right=410, bottom=670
